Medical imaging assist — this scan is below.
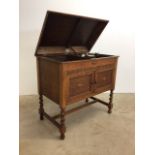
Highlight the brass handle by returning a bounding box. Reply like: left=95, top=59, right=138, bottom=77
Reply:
left=103, top=77, right=106, bottom=81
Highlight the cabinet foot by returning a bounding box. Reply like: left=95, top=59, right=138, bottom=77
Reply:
left=85, top=98, right=89, bottom=103
left=60, top=133, right=65, bottom=140
left=108, top=108, right=113, bottom=114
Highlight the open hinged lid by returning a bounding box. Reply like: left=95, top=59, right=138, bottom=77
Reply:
left=35, top=11, right=109, bottom=56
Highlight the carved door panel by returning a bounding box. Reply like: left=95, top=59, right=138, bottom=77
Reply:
left=95, top=69, right=113, bottom=92
left=68, top=72, right=93, bottom=101
left=69, top=74, right=93, bottom=97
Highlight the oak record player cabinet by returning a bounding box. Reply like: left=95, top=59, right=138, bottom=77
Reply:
left=35, top=11, right=119, bottom=139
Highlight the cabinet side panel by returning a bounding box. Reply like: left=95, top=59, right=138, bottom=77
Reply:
left=36, top=58, right=41, bottom=94
left=37, top=57, right=60, bottom=103
left=112, top=58, right=119, bottom=89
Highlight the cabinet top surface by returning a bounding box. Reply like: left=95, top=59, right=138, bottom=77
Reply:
left=35, top=10, right=109, bottom=56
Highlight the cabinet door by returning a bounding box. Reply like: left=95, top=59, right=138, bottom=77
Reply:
left=95, top=69, right=113, bottom=92
left=68, top=72, right=93, bottom=102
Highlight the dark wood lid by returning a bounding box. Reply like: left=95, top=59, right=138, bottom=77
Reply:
left=35, top=11, right=109, bottom=56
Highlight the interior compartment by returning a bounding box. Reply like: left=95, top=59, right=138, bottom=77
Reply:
left=47, top=53, right=112, bottom=62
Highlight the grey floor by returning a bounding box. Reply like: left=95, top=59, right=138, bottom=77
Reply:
left=20, top=93, right=135, bottom=155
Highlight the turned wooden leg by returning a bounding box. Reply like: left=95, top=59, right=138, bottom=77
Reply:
left=39, top=94, right=44, bottom=120
left=59, top=107, right=66, bottom=140
left=108, top=90, right=114, bottom=114
left=85, top=98, right=89, bottom=103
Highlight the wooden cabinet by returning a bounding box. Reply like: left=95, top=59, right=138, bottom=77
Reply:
left=35, top=11, right=119, bottom=139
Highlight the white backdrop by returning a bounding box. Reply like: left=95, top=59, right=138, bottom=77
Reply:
left=19, top=0, right=135, bottom=95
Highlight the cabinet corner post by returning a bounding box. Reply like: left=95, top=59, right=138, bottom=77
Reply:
left=108, top=90, right=114, bottom=113
left=59, top=105, right=66, bottom=140
left=39, top=94, right=44, bottom=120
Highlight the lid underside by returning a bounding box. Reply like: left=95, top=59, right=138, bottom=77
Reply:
left=36, top=11, right=109, bottom=56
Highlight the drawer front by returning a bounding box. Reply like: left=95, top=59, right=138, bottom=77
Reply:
left=69, top=74, right=92, bottom=98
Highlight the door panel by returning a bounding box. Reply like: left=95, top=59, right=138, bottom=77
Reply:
left=95, top=70, right=113, bottom=89
left=69, top=74, right=92, bottom=97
